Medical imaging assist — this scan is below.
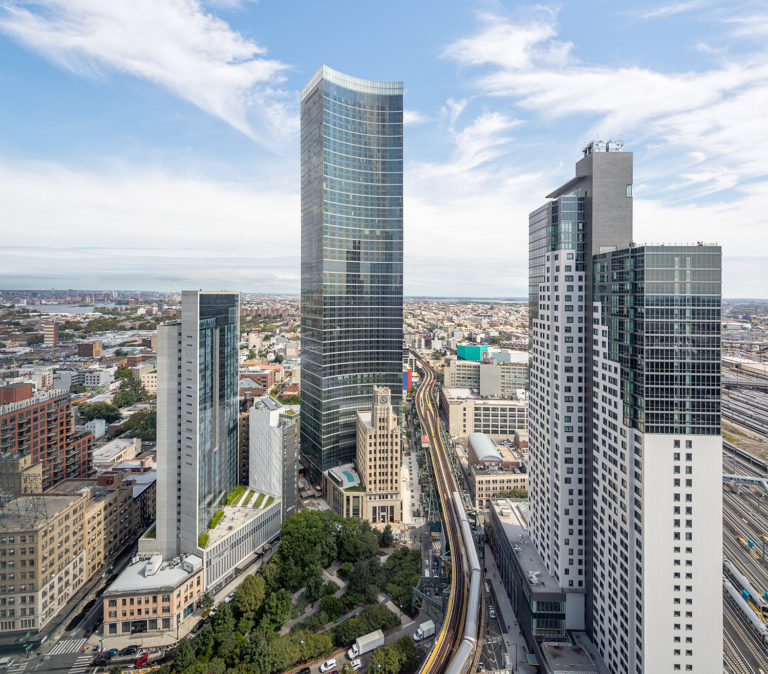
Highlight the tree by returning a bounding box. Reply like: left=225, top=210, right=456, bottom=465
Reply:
left=113, top=390, right=139, bottom=408
left=114, top=348, right=128, bottom=357
left=248, top=349, right=257, bottom=360
left=394, top=635, right=417, bottom=669
left=232, top=574, right=266, bottom=620
left=333, top=604, right=399, bottom=647
left=369, top=644, right=402, bottom=674
left=336, top=518, right=379, bottom=562
left=261, top=559, right=281, bottom=594
left=118, top=409, right=156, bottom=441
left=196, top=624, right=214, bottom=657
left=319, top=594, right=342, bottom=620
left=259, top=588, right=292, bottom=632
left=493, top=488, right=528, bottom=499
left=174, top=638, right=195, bottom=671
left=237, top=617, right=254, bottom=635
left=212, top=601, right=235, bottom=638
left=242, top=630, right=268, bottom=667
left=115, top=365, right=133, bottom=380
left=76, top=402, right=121, bottom=423
left=27, top=334, right=44, bottom=345
left=265, top=635, right=300, bottom=674
left=217, top=630, right=239, bottom=665
left=278, top=509, right=340, bottom=589
left=109, top=666, right=122, bottom=674
left=368, top=637, right=417, bottom=674
left=380, top=524, right=394, bottom=548
left=348, top=557, right=383, bottom=601
left=304, top=563, right=323, bottom=601
left=113, top=375, right=149, bottom=408
left=199, top=591, right=214, bottom=614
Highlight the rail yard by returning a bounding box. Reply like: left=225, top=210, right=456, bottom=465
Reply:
left=723, top=442, right=768, bottom=673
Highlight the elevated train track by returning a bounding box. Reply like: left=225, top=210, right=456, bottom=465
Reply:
left=413, top=352, right=481, bottom=674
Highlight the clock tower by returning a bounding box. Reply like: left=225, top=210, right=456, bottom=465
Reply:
left=356, top=386, right=402, bottom=523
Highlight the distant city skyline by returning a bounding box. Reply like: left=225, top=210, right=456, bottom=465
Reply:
left=1, top=2, right=767, bottom=296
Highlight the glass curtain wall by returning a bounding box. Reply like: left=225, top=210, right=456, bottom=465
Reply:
left=300, top=66, right=403, bottom=477
left=197, top=293, right=239, bottom=536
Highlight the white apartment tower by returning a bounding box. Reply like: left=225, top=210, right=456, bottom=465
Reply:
left=248, top=396, right=299, bottom=520
left=155, top=291, right=240, bottom=559
left=356, top=386, right=402, bottom=523
left=528, top=142, right=722, bottom=672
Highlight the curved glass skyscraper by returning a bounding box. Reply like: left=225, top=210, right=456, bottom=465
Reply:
left=300, top=65, right=403, bottom=478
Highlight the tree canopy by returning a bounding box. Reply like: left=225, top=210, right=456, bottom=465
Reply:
left=76, top=401, right=121, bottom=423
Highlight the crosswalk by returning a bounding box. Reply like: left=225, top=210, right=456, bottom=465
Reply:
left=8, top=661, right=27, bottom=674
left=69, top=653, right=93, bottom=674
left=48, top=637, right=87, bottom=655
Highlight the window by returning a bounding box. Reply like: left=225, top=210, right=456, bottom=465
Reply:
left=626, top=184, right=633, bottom=197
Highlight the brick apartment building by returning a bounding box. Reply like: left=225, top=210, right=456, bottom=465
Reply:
left=0, top=385, right=93, bottom=491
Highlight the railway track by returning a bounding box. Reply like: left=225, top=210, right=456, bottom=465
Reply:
left=725, top=624, right=760, bottom=674
left=722, top=443, right=768, bottom=672
left=413, top=354, right=480, bottom=674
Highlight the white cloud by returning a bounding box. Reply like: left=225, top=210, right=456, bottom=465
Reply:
left=0, top=157, right=299, bottom=291
left=444, top=11, right=571, bottom=71
left=403, top=109, right=431, bottom=125
left=430, top=9, right=768, bottom=296
left=0, top=0, right=294, bottom=145
left=628, top=0, right=717, bottom=20
left=442, top=12, right=768, bottom=187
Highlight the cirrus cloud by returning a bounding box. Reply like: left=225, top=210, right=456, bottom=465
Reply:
left=0, top=0, right=295, bottom=145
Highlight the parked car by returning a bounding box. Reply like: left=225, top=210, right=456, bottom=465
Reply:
left=104, top=648, right=119, bottom=658
left=94, top=656, right=112, bottom=666
left=297, top=668, right=311, bottom=674
left=488, top=606, right=496, bottom=619
left=120, top=644, right=139, bottom=656
left=320, top=658, right=337, bottom=672
left=224, top=592, right=235, bottom=604
left=191, top=620, right=205, bottom=635
left=350, top=659, right=362, bottom=670
left=0, top=657, right=15, bottom=670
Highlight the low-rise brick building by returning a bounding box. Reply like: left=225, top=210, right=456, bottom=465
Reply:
left=102, top=554, right=204, bottom=637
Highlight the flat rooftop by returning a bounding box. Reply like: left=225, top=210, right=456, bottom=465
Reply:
left=105, top=554, right=203, bottom=595
left=93, top=437, right=138, bottom=463
left=207, top=499, right=280, bottom=548
left=540, top=642, right=598, bottom=673
left=443, top=387, right=475, bottom=400
left=325, top=462, right=361, bottom=490
left=490, top=499, right=562, bottom=596
left=0, top=493, right=81, bottom=531
left=444, top=387, right=527, bottom=404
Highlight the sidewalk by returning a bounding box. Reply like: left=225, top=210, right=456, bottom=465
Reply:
left=483, top=544, right=535, bottom=674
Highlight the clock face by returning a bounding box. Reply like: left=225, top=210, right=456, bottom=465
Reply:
left=379, top=396, right=388, bottom=404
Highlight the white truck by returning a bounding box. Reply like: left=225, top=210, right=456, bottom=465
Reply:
left=347, top=629, right=385, bottom=659
left=413, top=620, right=435, bottom=642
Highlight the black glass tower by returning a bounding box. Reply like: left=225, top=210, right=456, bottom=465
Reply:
left=300, top=66, right=403, bottom=479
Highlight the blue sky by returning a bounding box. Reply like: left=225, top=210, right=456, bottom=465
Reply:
left=1, top=0, right=767, bottom=297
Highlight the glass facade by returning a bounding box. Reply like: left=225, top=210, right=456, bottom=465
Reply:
left=196, top=293, right=240, bottom=537
left=528, top=191, right=585, bottom=320
left=300, top=66, right=403, bottom=477
left=593, top=245, right=722, bottom=435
